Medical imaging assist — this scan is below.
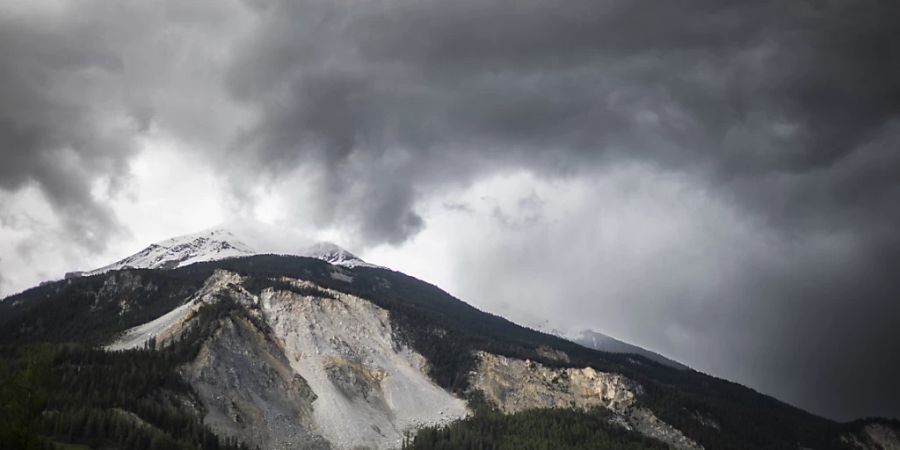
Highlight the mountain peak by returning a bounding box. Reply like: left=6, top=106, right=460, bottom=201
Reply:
left=83, top=221, right=374, bottom=276
left=570, top=329, right=690, bottom=370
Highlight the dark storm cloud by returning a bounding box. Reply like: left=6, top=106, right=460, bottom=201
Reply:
left=0, top=1, right=246, bottom=249
left=1, top=0, right=898, bottom=420
left=0, top=8, right=135, bottom=249
left=225, top=0, right=900, bottom=420
left=226, top=0, right=900, bottom=243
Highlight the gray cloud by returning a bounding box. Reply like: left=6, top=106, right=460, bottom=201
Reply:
left=223, top=0, right=900, bottom=243
left=0, top=0, right=898, bottom=420
left=222, top=0, right=900, bottom=420
left=0, top=1, right=250, bottom=250
left=0, top=8, right=133, bottom=249
left=403, top=169, right=900, bottom=420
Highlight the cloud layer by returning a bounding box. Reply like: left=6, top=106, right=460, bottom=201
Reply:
left=1, top=0, right=899, bottom=420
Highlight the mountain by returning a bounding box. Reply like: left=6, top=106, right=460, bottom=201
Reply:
left=75, top=222, right=374, bottom=277
left=525, top=321, right=689, bottom=371
left=1, top=228, right=899, bottom=450
left=570, top=330, right=690, bottom=371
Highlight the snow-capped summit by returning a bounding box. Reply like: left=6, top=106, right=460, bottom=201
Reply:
left=301, top=241, right=369, bottom=267
left=83, top=221, right=375, bottom=276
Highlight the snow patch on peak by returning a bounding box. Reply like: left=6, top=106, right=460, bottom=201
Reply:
left=85, top=229, right=255, bottom=275
left=302, top=241, right=371, bottom=268
left=85, top=221, right=377, bottom=276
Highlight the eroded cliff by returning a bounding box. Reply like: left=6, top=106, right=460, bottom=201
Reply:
left=107, top=270, right=469, bottom=450
left=471, top=351, right=703, bottom=450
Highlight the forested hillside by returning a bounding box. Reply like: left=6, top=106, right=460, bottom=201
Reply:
left=0, top=299, right=250, bottom=450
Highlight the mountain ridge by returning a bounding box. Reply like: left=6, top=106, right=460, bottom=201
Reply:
left=1, top=234, right=899, bottom=449
left=74, top=222, right=376, bottom=278
left=525, top=320, right=690, bottom=371
left=570, top=329, right=690, bottom=371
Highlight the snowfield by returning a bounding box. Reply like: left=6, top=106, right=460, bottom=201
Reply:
left=85, top=221, right=378, bottom=276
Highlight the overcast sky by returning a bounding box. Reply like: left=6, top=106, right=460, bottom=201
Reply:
left=1, top=0, right=899, bottom=421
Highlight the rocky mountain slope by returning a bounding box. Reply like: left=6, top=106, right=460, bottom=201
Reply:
left=2, top=230, right=899, bottom=449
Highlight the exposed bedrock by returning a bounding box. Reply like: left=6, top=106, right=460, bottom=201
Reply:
left=471, top=351, right=703, bottom=450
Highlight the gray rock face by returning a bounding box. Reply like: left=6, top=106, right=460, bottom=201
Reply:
left=470, top=351, right=703, bottom=450
left=258, top=282, right=470, bottom=449
left=864, top=423, right=900, bottom=450
left=186, top=315, right=330, bottom=450
left=109, top=270, right=468, bottom=450
left=107, top=270, right=709, bottom=449
left=845, top=422, right=900, bottom=450
left=472, top=351, right=640, bottom=413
